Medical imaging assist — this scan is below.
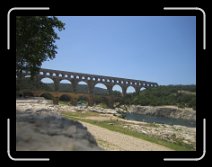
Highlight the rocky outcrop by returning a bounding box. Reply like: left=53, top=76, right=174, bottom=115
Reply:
left=87, top=106, right=117, bottom=114
left=123, top=105, right=196, bottom=121
left=16, top=98, right=102, bottom=151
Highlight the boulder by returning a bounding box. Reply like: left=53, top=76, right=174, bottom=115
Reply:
left=16, top=107, right=102, bottom=151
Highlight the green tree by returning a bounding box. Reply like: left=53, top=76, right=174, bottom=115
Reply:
left=16, top=16, right=65, bottom=77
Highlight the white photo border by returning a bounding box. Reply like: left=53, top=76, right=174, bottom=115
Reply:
left=163, top=6, right=206, bottom=161
left=9, top=7, right=50, bottom=161
left=10, top=6, right=205, bottom=162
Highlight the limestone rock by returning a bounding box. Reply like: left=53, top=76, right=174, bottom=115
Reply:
left=16, top=103, right=102, bottom=151
left=124, top=105, right=196, bottom=121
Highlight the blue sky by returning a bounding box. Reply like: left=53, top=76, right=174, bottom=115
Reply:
left=42, top=16, right=196, bottom=86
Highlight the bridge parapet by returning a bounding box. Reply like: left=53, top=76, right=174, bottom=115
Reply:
left=37, top=68, right=158, bottom=88
left=18, top=68, right=159, bottom=107
left=18, top=68, right=158, bottom=96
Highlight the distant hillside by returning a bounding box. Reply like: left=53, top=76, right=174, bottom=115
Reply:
left=16, top=79, right=115, bottom=95
left=122, top=85, right=196, bottom=110
left=38, top=83, right=108, bottom=95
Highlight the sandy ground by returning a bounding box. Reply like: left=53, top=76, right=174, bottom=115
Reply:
left=80, top=121, right=173, bottom=151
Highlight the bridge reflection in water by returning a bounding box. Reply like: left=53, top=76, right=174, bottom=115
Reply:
left=18, top=68, right=158, bottom=107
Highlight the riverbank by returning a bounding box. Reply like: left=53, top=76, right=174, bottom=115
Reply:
left=16, top=98, right=196, bottom=151
left=62, top=111, right=195, bottom=151
left=79, top=121, right=173, bottom=151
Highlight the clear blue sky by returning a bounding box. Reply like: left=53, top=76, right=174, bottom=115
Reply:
left=42, top=16, right=196, bottom=86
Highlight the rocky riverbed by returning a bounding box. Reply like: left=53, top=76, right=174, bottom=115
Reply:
left=57, top=104, right=196, bottom=150
left=122, top=105, right=196, bottom=121
left=16, top=97, right=196, bottom=150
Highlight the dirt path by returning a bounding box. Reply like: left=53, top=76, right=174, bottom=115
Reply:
left=80, top=121, right=173, bottom=151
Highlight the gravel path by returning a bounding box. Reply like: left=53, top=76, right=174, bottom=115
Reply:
left=80, top=121, right=173, bottom=151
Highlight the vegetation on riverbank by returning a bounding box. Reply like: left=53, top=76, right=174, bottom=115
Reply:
left=62, top=111, right=195, bottom=151
left=119, top=85, right=196, bottom=110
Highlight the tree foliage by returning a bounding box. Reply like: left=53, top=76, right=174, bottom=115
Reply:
left=16, top=16, right=65, bottom=76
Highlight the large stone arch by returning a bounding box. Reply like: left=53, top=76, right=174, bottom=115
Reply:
left=76, top=80, right=88, bottom=85
left=59, top=79, right=72, bottom=92
left=140, top=87, right=146, bottom=92
left=76, top=81, right=89, bottom=93
left=126, top=86, right=136, bottom=94
left=39, top=77, right=55, bottom=91
left=112, top=84, right=123, bottom=96
left=59, top=94, right=72, bottom=105
left=93, top=82, right=109, bottom=95
left=40, top=92, right=54, bottom=100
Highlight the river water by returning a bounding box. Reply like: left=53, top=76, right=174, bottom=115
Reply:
left=124, top=113, right=196, bottom=127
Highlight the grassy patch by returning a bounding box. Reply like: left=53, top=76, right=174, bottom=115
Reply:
left=59, top=101, right=70, bottom=106
left=62, top=112, right=194, bottom=151
left=62, top=111, right=99, bottom=118
left=96, top=139, right=121, bottom=151
left=97, top=103, right=109, bottom=109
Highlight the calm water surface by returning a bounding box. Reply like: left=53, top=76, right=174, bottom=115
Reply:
left=125, top=113, right=196, bottom=127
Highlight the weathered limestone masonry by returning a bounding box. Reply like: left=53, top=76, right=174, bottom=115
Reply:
left=19, top=68, right=158, bottom=107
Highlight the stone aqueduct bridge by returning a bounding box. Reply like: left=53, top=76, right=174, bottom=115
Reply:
left=21, top=68, right=158, bottom=107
